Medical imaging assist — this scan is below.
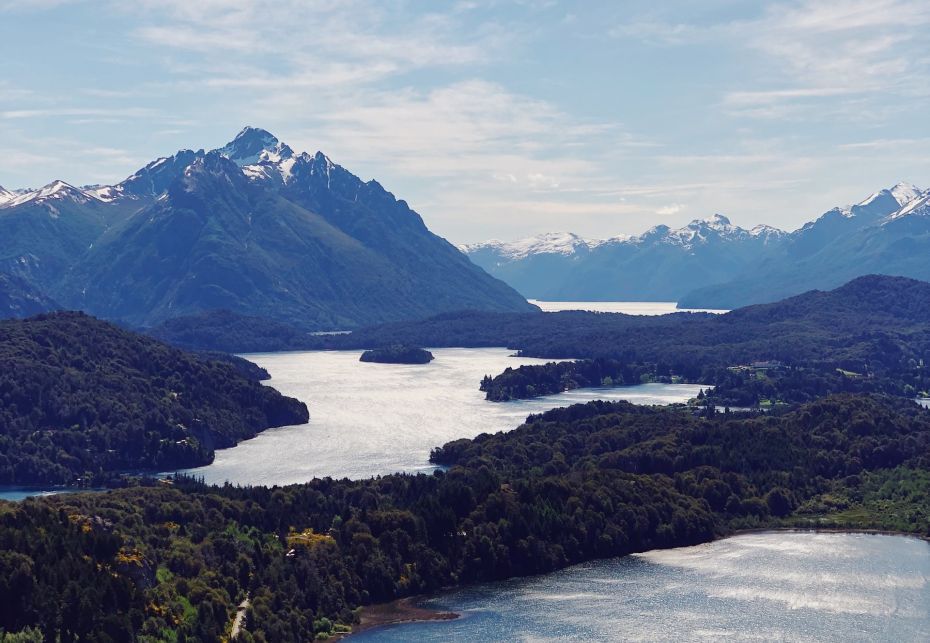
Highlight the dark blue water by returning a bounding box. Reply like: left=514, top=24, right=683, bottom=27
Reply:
left=353, top=532, right=930, bottom=642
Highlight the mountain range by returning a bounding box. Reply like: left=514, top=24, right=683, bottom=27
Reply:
left=464, top=182, right=928, bottom=308
left=0, top=127, right=532, bottom=327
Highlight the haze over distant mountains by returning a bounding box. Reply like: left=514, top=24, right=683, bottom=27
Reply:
left=0, top=127, right=533, bottom=327
left=465, top=182, right=929, bottom=308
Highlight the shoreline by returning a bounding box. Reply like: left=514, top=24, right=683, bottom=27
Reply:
left=337, top=526, right=927, bottom=639
left=335, top=596, right=458, bottom=640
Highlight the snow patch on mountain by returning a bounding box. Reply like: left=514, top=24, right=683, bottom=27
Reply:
left=468, top=214, right=788, bottom=260
left=217, top=126, right=294, bottom=166
left=885, top=189, right=930, bottom=222
left=84, top=185, right=123, bottom=202
left=463, top=232, right=597, bottom=260
left=3, top=180, right=101, bottom=208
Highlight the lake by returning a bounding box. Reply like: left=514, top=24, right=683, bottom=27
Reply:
left=353, top=532, right=930, bottom=642
left=0, top=487, right=81, bottom=502
left=179, top=348, right=701, bottom=486
left=528, top=300, right=729, bottom=315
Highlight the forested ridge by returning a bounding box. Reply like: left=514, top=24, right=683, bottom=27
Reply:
left=328, top=275, right=930, bottom=405
left=0, top=312, right=308, bottom=485
left=320, top=276, right=930, bottom=372
left=1, top=394, right=929, bottom=641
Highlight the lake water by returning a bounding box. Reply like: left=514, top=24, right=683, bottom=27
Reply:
left=0, top=487, right=80, bottom=502
left=354, top=532, right=930, bottom=642
left=179, top=348, right=701, bottom=486
left=528, top=300, right=729, bottom=315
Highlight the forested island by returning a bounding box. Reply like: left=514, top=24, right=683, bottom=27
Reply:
left=481, top=358, right=655, bottom=401
left=0, top=312, right=308, bottom=485
left=1, top=394, right=928, bottom=640
left=360, top=345, right=434, bottom=364
left=317, top=275, right=930, bottom=368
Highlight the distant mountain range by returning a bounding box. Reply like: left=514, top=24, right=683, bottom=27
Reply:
left=464, top=182, right=928, bottom=308
left=464, top=214, right=785, bottom=302
left=0, top=127, right=532, bottom=327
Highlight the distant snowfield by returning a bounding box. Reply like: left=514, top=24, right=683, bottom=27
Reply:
left=529, top=300, right=729, bottom=315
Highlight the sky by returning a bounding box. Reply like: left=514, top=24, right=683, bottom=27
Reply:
left=1, top=0, right=929, bottom=244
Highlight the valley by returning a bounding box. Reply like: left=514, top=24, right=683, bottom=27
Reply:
left=6, top=4, right=930, bottom=641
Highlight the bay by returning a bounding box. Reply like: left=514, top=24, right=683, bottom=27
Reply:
left=354, top=532, right=930, bottom=642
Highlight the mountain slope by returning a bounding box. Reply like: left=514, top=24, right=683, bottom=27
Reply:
left=57, top=128, right=533, bottom=328
left=0, top=272, right=58, bottom=318
left=0, top=179, right=144, bottom=297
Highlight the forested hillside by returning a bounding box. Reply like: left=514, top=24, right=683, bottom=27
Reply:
left=0, top=312, right=307, bottom=484
left=315, top=276, right=930, bottom=396
left=1, top=394, right=927, bottom=641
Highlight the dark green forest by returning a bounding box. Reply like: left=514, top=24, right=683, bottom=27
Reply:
left=335, top=276, right=930, bottom=405
left=148, top=310, right=316, bottom=354
left=481, top=358, right=655, bottom=401
left=2, top=275, right=930, bottom=641
left=0, top=313, right=308, bottom=485
left=1, top=394, right=928, bottom=641
left=359, top=346, right=434, bottom=364
left=316, top=275, right=930, bottom=375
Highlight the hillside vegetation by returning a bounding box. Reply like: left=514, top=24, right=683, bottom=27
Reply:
left=0, top=312, right=308, bottom=484
left=1, top=394, right=928, bottom=640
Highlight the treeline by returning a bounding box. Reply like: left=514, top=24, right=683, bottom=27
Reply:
left=1, top=394, right=929, bottom=641
left=705, top=365, right=918, bottom=408
left=0, top=312, right=308, bottom=485
left=481, top=358, right=656, bottom=401
left=321, top=275, right=930, bottom=404
left=320, top=276, right=930, bottom=372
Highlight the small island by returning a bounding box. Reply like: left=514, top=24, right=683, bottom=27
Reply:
left=360, top=345, right=435, bottom=364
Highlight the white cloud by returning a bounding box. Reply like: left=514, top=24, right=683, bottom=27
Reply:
left=656, top=203, right=683, bottom=215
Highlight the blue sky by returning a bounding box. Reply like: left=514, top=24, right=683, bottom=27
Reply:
left=1, top=0, right=929, bottom=243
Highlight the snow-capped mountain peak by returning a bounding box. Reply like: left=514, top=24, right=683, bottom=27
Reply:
left=4, top=180, right=100, bottom=208
left=466, top=214, right=788, bottom=260
left=0, top=185, right=13, bottom=205
left=463, top=232, right=596, bottom=260
left=217, top=126, right=294, bottom=167
left=856, top=181, right=923, bottom=209
left=890, top=182, right=922, bottom=207
left=702, top=213, right=731, bottom=227
left=215, top=126, right=301, bottom=185
left=749, top=224, right=786, bottom=241
left=885, top=189, right=930, bottom=222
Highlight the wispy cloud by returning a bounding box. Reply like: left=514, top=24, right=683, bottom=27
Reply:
left=613, top=0, right=930, bottom=120
left=0, top=107, right=159, bottom=119
left=2, top=0, right=928, bottom=241
left=126, top=0, right=509, bottom=85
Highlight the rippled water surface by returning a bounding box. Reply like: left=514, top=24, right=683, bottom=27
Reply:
left=354, top=532, right=930, bottom=642
left=181, top=348, right=701, bottom=486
